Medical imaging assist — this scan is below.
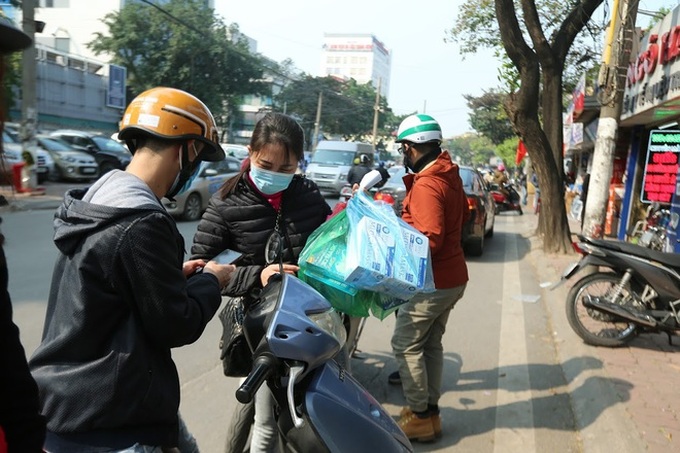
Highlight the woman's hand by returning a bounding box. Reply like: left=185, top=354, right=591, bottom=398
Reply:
left=260, top=263, right=299, bottom=286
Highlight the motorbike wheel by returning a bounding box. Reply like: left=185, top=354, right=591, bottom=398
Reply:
left=565, top=272, right=639, bottom=347
left=223, top=398, right=254, bottom=453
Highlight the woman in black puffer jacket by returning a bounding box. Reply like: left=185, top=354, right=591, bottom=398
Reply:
left=191, top=113, right=330, bottom=453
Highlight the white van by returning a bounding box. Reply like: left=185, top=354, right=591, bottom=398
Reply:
left=306, top=140, right=375, bottom=194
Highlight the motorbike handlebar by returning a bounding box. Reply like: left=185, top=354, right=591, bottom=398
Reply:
left=235, top=354, right=277, bottom=404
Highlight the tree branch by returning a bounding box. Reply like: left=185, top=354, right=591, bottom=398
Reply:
left=553, top=0, right=604, bottom=62
left=494, top=0, right=535, bottom=70
left=521, top=0, right=553, bottom=62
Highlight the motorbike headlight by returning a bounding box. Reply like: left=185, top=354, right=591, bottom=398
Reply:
left=308, top=309, right=347, bottom=348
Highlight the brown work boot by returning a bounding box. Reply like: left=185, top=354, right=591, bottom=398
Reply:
left=398, top=408, right=436, bottom=442
left=431, top=411, right=442, bottom=438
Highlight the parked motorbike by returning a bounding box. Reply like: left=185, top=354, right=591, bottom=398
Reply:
left=490, top=182, right=523, bottom=215
left=234, top=232, right=413, bottom=452
left=628, top=203, right=674, bottom=251
left=551, top=234, right=680, bottom=347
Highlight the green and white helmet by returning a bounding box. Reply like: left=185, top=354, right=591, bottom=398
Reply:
left=396, top=114, right=442, bottom=144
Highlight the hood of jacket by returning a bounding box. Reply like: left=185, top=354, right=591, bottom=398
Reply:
left=403, top=150, right=463, bottom=192
left=53, top=171, right=166, bottom=256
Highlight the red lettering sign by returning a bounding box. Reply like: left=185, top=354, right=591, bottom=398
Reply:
left=642, top=131, right=680, bottom=203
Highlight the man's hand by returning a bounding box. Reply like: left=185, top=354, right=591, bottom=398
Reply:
left=182, top=259, right=207, bottom=277
left=203, top=261, right=237, bottom=289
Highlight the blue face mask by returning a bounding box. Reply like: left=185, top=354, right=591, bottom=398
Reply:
left=250, top=165, right=294, bottom=195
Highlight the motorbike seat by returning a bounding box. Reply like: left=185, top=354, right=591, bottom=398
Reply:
left=581, top=236, right=680, bottom=270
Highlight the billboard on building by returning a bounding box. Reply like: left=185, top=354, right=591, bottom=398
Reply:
left=107, top=64, right=127, bottom=109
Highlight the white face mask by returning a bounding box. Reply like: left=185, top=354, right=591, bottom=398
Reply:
left=249, top=164, right=294, bottom=195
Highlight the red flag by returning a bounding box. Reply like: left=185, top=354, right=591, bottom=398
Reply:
left=573, top=73, right=586, bottom=120
left=515, top=140, right=527, bottom=165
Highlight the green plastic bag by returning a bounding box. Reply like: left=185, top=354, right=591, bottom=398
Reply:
left=298, top=210, right=372, bottom=317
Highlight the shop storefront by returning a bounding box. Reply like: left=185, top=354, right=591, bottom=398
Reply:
left=618, top=4, right=680, bottom=245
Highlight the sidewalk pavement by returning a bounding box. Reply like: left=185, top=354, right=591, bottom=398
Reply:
left=523, top=208, right=679, bottom=452
left=0, top=183, right=76, bottom=213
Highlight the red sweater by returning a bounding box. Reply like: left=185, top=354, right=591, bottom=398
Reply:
left=401, top=151, right=469, bottom=289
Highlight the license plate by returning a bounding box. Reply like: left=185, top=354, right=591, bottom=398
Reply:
left=81, top=168, right=96, bottom=174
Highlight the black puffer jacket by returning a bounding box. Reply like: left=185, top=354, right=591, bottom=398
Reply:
left=191, top=174, right=331, bottom=296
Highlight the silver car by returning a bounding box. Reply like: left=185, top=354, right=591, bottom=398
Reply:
left=221, top=143, right=249, bottom=161
left=2, top=131, right=52, bottom=184
left=37, top=135, right=99, bottom=182
left=163, top=156, right=242, bottom=221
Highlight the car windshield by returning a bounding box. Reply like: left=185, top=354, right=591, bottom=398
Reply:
left=38, top=137, right=74, bottom=152
left=92, top=136, right=129, bottom=153
left=3, top=131, right=17, bottom=143
left=459, top=168, right=475, bottom=190
left=311, top=149, right=356, bottom=165
left=383, top=167, right=406, bottom=188
left=222, top=145, right=249, bottom=160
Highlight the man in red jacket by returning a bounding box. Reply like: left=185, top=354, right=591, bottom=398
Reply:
left=389, top=114, right=469, bottom=442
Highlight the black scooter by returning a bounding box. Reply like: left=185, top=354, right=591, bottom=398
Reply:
left=551, top=234, right=680, bottom=347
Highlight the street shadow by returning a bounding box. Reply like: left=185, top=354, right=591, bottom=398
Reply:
left=616, top=332, right=680, bottom=353
left=350, top=350, right=632, bottom=449
left=464, top=229, right=532, bottom=265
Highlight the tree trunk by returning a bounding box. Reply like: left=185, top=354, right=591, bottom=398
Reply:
left=516, top=114, right=573, bottom=253
left=495, top=0, right=573, bottom=253
left=534, top=65, right=572, bottom=252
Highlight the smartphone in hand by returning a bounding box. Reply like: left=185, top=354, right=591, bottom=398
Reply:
left=212, top=249, right=243, bottom=265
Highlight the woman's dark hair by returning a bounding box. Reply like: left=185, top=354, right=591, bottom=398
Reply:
left=220, top=113, right=304, bottom=197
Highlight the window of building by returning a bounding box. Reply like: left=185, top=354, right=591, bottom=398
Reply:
left=40, top=0, right=69, bottom=6
left=55, top=37, right=69, bottom=53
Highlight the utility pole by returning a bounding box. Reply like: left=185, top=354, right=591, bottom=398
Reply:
left=312, top=91, right=323, bottom=150
left=371, top=78, right=382, bottom=149
left=582, top=0, right=638, bottom=237
left=21, top=0, right=38, bottom=191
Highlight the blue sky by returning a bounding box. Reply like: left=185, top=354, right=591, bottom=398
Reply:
left=215, top=0, right=679, bottom=138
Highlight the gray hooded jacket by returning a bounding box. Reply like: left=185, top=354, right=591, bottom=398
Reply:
left=29, top=170, right=221, bottom=449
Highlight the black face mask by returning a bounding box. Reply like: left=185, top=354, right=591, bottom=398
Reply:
left=165, top=142, right=201, bottom=200
left=404, top=145, right=441, bottom=173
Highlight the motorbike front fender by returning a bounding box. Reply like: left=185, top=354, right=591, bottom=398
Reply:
left=548, top=254, right=613, bottom=290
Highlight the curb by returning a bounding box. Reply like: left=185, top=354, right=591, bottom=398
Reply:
left=0, top=186, right=66, bottom=213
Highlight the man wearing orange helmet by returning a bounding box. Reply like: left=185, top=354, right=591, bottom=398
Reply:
left=29, top=87, right=236, bottom=452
